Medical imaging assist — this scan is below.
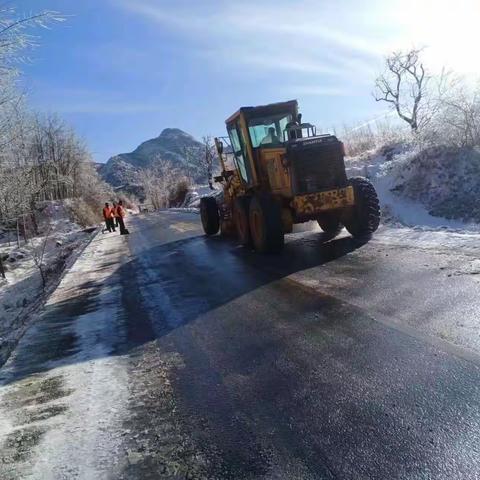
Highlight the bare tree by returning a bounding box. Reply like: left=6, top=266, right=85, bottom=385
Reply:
left=31, top=224, right=52, bottom=289
left=201, top=135, right=217, bottom=187
left=182, top=137, right=218, bottom=185
left=138, top=157, right=184, bottom=210
left=374, top=49, right=430, bottom=132
left=0, top=8, right=63, bottom=146
left=0, top=7, right=71, bottom=223
left=0, top=112, right=105, bottom=223
left=435, top=79, right=480, bottom=147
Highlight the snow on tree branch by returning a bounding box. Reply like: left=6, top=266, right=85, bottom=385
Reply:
left=374, top=48, right=430, bottom=132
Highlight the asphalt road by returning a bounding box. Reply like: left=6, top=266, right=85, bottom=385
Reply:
left=1, top=211, right=480, bottom=480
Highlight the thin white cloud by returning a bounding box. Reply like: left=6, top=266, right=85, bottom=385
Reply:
left=117, top=0, right=387, bottom=57
left=221, top=3, right=386, bottom=58
left=116, top=0, right=208, bottom=30
left=200, top=49, right=345, bottom=76
left=116, top=0, right=480, bottom=80
left=285, top=85, right=350, bottom=97
left=53, top=102, right=161, bottom=114
left=33, top=86, right=162, bottom=114
left=115, top=0, right=387, bottom=79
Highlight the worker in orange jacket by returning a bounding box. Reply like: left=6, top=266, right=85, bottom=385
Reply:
left=102, top=203, right=116, bottom=233
left=116, top=200, right=129, bottom=235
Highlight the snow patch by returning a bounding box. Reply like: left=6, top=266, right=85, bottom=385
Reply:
left=0, top=230, right=131, bottom=478
left=0, top=200, right=97, bottom=367
left=346, top=144, right=480, bottom=233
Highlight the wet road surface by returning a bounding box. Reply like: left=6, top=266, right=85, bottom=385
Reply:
left=1, top=211, right=480, bottom=479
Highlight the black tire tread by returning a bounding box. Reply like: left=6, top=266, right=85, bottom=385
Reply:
left=249, top=194, right=284, bottom=253
left=344, top=177, right=380, bottom=237
left=200, top=197, right=220, bottom=236
left=234, top=196, right=251, bottom=246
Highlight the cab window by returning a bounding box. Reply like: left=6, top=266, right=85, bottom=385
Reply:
left=228, top=124, right=251, bottom=184
left=248, top=113, right=293, bottom=148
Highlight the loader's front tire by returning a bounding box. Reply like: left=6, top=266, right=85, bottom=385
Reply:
left=233, top=196, right=251, bottom=246
left=343, top=177, right=380, bottom=238
left=200, top=197, right=220, bottom=236
left=249, top=194, right=284, bottom=253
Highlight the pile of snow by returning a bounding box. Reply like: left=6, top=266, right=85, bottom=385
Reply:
left=346, top=143, right=480, bottom=231
left=182, top=184, right=222, bottom=210
left=375, top=225, right=480, bottom=251
left=36, top=200, right=81, bottom=232
left=0, top=201, right=96, bottom=366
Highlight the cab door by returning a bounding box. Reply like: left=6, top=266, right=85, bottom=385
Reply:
left=227, top=120, right=257, bottom=188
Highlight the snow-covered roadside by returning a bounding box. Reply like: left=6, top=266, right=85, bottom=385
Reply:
left=373, top=225, right=480, bottom=252
left=346, top=145, right=480, bottom=233
left=0, top=203, right=98, bottom=367
left=168, top=207, right=200, bottom=214
left=180, top=183, right=222, bottom=212
left=0, top=230, right=131, bottom=479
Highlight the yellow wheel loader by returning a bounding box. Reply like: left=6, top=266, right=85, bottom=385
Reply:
left=200, top=100, right=380, bottom=253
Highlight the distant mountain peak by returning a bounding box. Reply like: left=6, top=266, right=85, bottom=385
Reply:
left=99, top=127, right=206, bottom=191
left=158, top=128, right=195, bottom=141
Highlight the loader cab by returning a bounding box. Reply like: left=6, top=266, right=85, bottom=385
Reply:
left=225, top=100, right=298, bottom=188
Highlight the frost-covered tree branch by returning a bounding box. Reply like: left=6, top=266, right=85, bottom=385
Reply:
left=374, top=49, right=430, bottom=132
left=32, top=223, right=52, bottom=289
left=138, top=157, right=191, bottom=209
left=0, top=7, right=64, bottom=149
left=432, top=79, right=480, bottom=147
left=0, top=8, right=64, bottom=60
left=201, top=136, right=218, bottom=188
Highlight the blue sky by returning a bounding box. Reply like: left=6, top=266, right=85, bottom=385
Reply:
left=18, top=0, right=480, bottom=162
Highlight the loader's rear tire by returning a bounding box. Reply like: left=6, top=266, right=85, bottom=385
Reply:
left=249, top=194, right=284, bottom=253
left=343, top=177, right=380, bottom=238
left=317, top=214, right=342, bottom=235
left=233, top=196, right=251, bottom=246
left=200, top=197, right=220, bottom=236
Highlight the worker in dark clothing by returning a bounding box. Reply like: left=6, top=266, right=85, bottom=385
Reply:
left=102, top=203, right=116, bottom=232
left=112, top=202, right=120, bottom=228
left=116, top=200, right=129, bottom=235
left=260, top=127, right=281, bottom=145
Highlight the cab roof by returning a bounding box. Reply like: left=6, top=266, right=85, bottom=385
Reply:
left=225, top=100, right=298, bottom=125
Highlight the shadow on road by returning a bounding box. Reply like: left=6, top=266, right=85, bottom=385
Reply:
left=123, top=230, right=368, bottom=338
left=0, top=228, right=367, bottom=386
left=4, top=222, right=480, bottom=480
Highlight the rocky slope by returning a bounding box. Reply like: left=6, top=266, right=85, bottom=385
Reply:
left=99, top=128, right=206, bottom=195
